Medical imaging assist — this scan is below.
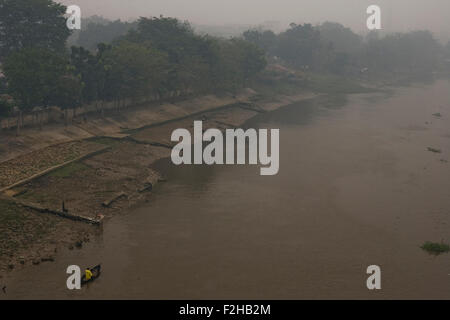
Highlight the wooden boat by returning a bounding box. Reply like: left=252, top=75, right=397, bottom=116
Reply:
left=81, top=264, right=101, bottom=285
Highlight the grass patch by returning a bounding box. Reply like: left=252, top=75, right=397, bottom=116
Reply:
left=0, top=198, right=55, bottom=257
left=421, top=241, right=450, bottom=255
left=48, top=162, right=89, bottom=178
left=317, top=94, right=348, bottom=110
left=427, top=147, right=442, bottom=153
left=88, top=136, right=120, bottom=147
left=17, top=189, right=59, bottom=204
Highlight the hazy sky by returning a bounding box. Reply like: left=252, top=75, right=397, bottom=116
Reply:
left=58, top=0, right=450, bottom=39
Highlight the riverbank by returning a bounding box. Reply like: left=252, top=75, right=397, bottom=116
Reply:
left=3, top=78, right=449, bottom=299
left=0, top=86, right=321, bottom=274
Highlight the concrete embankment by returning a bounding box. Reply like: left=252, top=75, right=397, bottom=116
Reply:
left=0, top=90, right=256, bottom=164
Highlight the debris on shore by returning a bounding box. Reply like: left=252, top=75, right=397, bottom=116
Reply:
left=102, top=192, right=128, bottom=207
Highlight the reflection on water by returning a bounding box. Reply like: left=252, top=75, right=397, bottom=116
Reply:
left=3, top=79, right=450, bottom=299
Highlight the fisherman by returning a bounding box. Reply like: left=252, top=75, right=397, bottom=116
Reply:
left=85, top=268, right=93, bottom=281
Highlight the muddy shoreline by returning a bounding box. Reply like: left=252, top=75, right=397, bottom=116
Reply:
left=0, top=90, right=317, bottom=277
left=3, top=78, right=450, bottom=299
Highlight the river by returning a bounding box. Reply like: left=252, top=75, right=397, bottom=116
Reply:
left=3, top=79, right=450, bottom=299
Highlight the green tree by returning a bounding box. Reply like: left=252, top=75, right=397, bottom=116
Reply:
left=126, top=17, right=218, bottom=95
left=77, top=19, right=138, bottom=51
left=0, top=0, right=70, bottom=60
left=362, top=30, right=440, bottom=75
left=70, top=46, right=100, bottom=104
left=275, top=23, right=323, bottom=69
left=130, top=16, right=195, bottom=62
left=242, top=29, right=277, bottom=55
left=50, top=74, right=83, bottom=125
left=0, top=94, right=14, bottom=118
left=50, top=75, right=82, bottom=109
left=3, top=48, right=69, bottom=111
left=318, top=22, right=362, bottom=55
left=3, top=48, right=83, bottom=131
left=99, top=41, right=168, bottom=107
left=210, top=38, right=266, bottom=92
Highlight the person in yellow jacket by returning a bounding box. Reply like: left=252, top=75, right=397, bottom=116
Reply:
left=85, top=268, right=93, bottom=281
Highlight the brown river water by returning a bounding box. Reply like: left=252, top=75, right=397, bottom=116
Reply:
left=2, top=79, right=450, bottom=299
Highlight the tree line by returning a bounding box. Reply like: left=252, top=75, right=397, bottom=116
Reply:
left=1, top=0, right=449, bottom=121
left=0, top=0, right=266, bottom=120
left=243, top=21, right=449, bottom=76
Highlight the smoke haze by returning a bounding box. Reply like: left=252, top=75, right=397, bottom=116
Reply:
left=58, top=0, right=450, bottom=40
